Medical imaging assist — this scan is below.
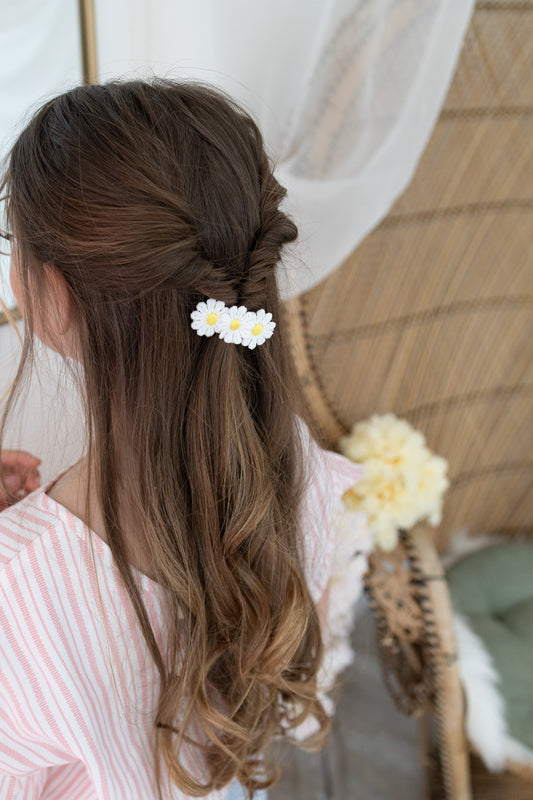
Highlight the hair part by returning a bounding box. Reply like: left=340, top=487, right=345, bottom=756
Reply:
left=0, top=77, right=330, bottom=798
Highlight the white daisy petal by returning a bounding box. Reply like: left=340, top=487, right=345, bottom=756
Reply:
left=219, top=305, right=256, bottom=344
left=255, top=309, right=272, bottom=326
left=190, top=298, right=227, bottom=337
left=205, top=298, right=225, bottom=315
left=242, top=313, right=276, bottom=348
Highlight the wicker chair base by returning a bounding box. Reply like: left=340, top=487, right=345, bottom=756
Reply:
left=428, top=750, right=533, bottom=800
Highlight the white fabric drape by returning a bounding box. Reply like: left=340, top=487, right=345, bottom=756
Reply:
left=94, top=0, right=475, bottom=298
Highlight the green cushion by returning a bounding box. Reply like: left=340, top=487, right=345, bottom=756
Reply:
left=446, top=541, right=533, bottom=751
left=446, top=541, right=533, bottom=615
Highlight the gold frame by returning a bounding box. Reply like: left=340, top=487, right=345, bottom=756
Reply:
left=0, top=0, right=98, bottom=326
left=78, top=0, right=98, bottom=86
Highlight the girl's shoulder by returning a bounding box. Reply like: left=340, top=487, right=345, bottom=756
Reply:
left=0, top=471, right=73, bottom=580
left=295, top=414, right=364, bottom=504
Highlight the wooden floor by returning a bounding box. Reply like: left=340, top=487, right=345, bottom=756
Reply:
left=270, top=597, right=426, bottom=800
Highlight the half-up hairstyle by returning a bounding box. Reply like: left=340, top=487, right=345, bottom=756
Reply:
left=0, top=78, right=330, bottom=798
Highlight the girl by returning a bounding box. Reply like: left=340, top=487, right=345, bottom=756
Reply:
left=0, top=78, right=365, bottom=800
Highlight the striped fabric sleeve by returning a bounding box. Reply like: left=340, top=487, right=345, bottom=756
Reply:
left=0, top=507, right=75, bottom=782
left=284, top=422, right=370, bottom=742
left=0, top=582, right=72, bottom=780
left=296, top=417, right=365, bottom=604
left=0, top=773, right=49, bottom=800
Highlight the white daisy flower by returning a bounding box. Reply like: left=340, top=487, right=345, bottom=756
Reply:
left=241, top=309, right=276, bottom=349
left=218, top=304, right=256, bottom=345
left=190, top=298, right=226, bottom=337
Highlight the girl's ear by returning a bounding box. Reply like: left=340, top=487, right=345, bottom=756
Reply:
left=41, top=263, right=75, bottom=348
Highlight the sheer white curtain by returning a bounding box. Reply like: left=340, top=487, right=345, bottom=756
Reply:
left=0, top=0, right=82, bottom=310
left=94, top=0, right=475, bottom=298
left=0, top=1, right=475, bottom=302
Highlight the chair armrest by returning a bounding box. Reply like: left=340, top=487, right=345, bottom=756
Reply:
left=406, top=522, right=472, bottom=800
left=364, top=522, right=472, bottom=799
left=363, top=529, right=429, bottom=715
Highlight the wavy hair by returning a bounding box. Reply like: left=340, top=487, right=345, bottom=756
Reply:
left=0, top=78, right=330, bottom=797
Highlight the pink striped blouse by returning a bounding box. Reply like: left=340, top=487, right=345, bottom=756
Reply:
left=0, top=429, right=364, bottom=799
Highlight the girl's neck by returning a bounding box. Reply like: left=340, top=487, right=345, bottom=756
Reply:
left=46, top=456, right=157, bottom=581
left=47, top=456, right=100, bottom=529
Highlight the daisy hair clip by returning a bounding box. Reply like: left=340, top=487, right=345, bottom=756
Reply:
left=190, top=298, right=276, bottom=350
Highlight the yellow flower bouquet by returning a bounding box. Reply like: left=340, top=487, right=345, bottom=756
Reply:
left=339, top=413, right=450, bottom=551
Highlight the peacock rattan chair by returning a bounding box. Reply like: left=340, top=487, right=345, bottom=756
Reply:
left=282, top=2, right=533, bottom=798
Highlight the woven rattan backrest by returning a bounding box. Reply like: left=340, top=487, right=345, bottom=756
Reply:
left=284, top=0, right=533, bottom=553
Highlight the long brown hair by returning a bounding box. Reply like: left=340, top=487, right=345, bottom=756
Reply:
left=0, top=78, right=329, bottom=798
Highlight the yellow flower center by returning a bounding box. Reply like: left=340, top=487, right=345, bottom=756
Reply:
left=377, top=485, right=396, bottom=502
left=230, top=318, right=241, bottom=331
left=206, top=312, right=218, bottom=326
left=252, top=323, right=263, bottom=336
left=384, top=455, right=403, bottom=466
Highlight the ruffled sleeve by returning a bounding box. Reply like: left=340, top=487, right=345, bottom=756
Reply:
left=289, top=418, right=373, bottom=740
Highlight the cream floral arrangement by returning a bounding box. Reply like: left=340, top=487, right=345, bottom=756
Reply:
left=339, top=413, right=450, bottom=551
